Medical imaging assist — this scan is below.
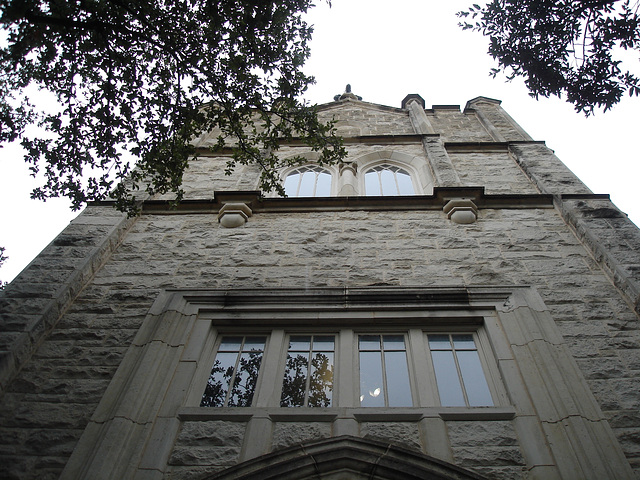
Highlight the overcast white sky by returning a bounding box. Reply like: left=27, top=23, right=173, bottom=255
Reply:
left=1, top=0, right=639, bottom=283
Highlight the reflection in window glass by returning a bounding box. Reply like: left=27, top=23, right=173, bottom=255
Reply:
left=364, top=165, right=415, bottom=196
left=201, top=336, right=266, bottom=407
left=281, top=335, right=335, bottom=407
left=284, top=166, right=332, bottom=197
left=359, top=334, right=412, bottom=407
left=428, top=334, right=493, bottom=407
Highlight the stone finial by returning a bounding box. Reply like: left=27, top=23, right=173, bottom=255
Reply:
left=443, top=199, right=478, bottom=224
left=334, top=84, right=363, bottom=101
left=217, top=202, right=253, bottom=228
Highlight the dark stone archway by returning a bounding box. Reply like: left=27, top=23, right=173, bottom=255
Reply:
left=206, top=435, right=487, bottom=480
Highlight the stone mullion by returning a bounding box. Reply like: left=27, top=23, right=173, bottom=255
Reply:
left=333, top=328, right=358, bottom=437
left=254, top=329, right=286, bottom=408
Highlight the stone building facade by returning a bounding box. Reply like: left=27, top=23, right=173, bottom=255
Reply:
left=2, top=91, right=640, bottom=479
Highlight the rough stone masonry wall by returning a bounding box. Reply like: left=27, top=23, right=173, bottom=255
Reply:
left=428, top=109, right=494, bottom=143
left=448, top=151, right=539, bottom=195
left=317, top=101, right=415, bottom=136
left=2, top=205, right=639, bottom=479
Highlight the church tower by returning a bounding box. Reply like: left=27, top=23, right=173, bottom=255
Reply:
left=2, top=89, right=640, bottom=479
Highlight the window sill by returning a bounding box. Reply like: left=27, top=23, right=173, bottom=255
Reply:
left=177, top=406, right=516, bottom=422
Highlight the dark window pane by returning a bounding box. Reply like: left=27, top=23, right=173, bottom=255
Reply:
left=289, top=336, right=311, bottom=351
left=452, top=334, right=475, bottom=350
left=244, top=337, right=266, bottom=352
left=457, top=350, right=493, bottom=406
left=313, top=336, right=335, bottom=351
left=228, top=351, right=263, bottom=407
left=360, top=351, right=384, bottom=407
left=359, top=335, right=381, bottom=351
left=385, top=350, right=412, bottom=406
left=308, top=352, right=334, bottom=407
left=428, top=334, right=451, bottom=350
left=382, top=335, right=405, bottom=351
left=431, top=350, right=465, bottom=406
left=281, top=352, right=309, bottom=407
left=218, top=337, right=243, bottom=351
left=200, top=353, right=236, bottom=407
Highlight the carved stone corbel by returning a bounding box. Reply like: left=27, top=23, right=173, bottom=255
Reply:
left=443, top=199, right=478, bottom=224
left=218, top=202, right=253, bottom=228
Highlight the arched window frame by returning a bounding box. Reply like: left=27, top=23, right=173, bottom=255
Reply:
left=360, top=161, right=420, bottom=196
left=281, top=164, right=336, bottom=197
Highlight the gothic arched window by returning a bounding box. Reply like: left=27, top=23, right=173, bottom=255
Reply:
left=284, top=165, right=332, bottom=197
left=364, top=164, right=415, bottom=196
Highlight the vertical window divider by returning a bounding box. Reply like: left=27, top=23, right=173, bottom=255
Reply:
left=254, top=330, right=285, bottom=408
left=337, top=329, right=354, bottom=407
left=224, top=338, right=245, bottom=406
left=379, top=337, right=390, bottom=406
left=449, top=336, right=472, bottom=407
left=408, top=329, right=433, bottom=407
left=303, top=338, right=314, bottom=407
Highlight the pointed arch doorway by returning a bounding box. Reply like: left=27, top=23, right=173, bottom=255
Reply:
left=205, top=436, right=487, bottom=480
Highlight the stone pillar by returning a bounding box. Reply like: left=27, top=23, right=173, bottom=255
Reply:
left=338, top=162, right=358, bottom=196
left=403, top=94, right=435, bottom=135
left=465, top=96, right=533, bottom=142
left=422, top=136, right=461, bottom=187
left=401, top=94, right=461, bottom=187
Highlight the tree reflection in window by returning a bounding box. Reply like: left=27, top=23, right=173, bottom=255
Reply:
left=284, top=166, right=332, bottom=197
left=200, top=336, right=266, bottom=407
left=364, top=164, right=414, bottom=196
left=281, top=335, right=334, bottom=407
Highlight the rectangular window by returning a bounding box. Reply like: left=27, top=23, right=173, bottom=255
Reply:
left=199, top=330, right=497, bottom=409
left=428, top=334, right=493, bottom=407
left=281, top=335, right=335, bottom=407
left=200, top=336, right=266, bottom=407
left=358, top=334, right=412, bottom=407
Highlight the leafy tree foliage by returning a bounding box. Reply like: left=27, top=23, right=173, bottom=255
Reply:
left=459, top=0, right=640, bottom=114
left=200, top=351, right=264, bottom=407
left=0, top=0, right=345, bottom=213
left=280, top=352, right=333, bottom=407
left=0, top=247, right=6, bottom=289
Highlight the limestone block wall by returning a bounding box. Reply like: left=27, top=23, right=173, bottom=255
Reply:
left=467, top=99, right=531, bottom=142
left=317, top=101, right=415, bottom=136
left=1, top=205, right=640, bottom=479
left=448, top=150, right=539, bottom=195
left=427, top=108, right=494, bottom=143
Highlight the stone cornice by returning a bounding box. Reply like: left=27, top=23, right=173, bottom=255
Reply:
left=87, top=188, right=578, bottom=215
